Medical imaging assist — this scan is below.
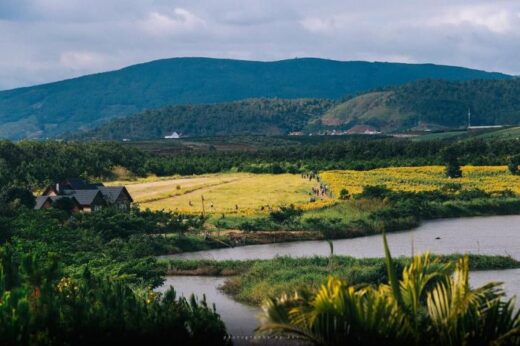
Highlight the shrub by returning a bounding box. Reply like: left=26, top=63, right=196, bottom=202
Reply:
left=269, top=204, right=303, bottom=224
left=508, top=154, right=520, bottom=175
left=338, top=188, right=350, bottom=200
left=355, top=185, right=391, bottom=199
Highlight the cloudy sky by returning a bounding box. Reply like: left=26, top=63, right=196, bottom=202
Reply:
left=1, top=0, right=519, bottom=90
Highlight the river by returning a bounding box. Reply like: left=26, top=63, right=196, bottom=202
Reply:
left=158, top=215, right=520, bottom=341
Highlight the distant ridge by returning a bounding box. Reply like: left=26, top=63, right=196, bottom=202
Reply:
left=78, top=78, right=520, bottom=140
left=0, top=57, right=510, bottom=139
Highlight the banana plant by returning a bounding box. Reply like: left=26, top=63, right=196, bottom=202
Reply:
left=258, top=232, right=520, bottom=345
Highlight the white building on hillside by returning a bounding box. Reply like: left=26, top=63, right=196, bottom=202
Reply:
left=164, top=131, right=181, bottom=139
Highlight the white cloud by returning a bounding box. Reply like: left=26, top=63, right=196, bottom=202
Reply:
left=300, top=16, right=338, bottom=34
left=429, top=5, right=517, bottom=34
left=59, top=51, right=108, bottom=71
left=139, top=8, right=206, bottom=36
left=1, top=0, right=520, bottom=90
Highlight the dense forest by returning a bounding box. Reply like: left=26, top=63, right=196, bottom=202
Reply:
left=0, top=57, right=509, bottom=139
left=77, top=78, right=520, bottom=140
left=74, top=98, right=335, bottom=140
left=0, top=187, right=229, bottom=344
left=323, top=78, right=520, bottom=130
left=2, top=137, right=520, bottom=188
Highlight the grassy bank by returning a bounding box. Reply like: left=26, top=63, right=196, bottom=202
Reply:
left=161, top=194, right=520, bottom=254
left=163, top=255, right=520, bottom=305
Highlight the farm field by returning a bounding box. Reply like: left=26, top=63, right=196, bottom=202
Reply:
left=112, top=173, right=332, bottom=214
left=322, top=165, right=520, bottom=195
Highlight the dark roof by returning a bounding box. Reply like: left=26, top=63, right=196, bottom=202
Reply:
left=35, top=196, right=51, bottom=209
left=70, top=190, right=105, bottom=206
left=35, top=195, right=80, bottom=209
left=98, top=187, right=123, bottom=203
left=98, top=187, right=126, bottom=203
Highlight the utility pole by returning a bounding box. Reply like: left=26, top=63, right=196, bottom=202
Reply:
left=467, top=108, right=471, bottom=129
left=201, top=194, right=205, bottom=217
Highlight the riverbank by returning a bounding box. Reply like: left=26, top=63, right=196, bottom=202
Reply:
left=164, top=194, right=520, bottom=255
left=162, top=254, right=520, bottom=305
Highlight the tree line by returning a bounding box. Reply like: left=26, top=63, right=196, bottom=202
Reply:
left=2, top=137, right=520, bottom=188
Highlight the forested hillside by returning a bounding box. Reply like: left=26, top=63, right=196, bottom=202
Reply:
left=74, top=98, right=334, bottom=139
left=78, top=78, right=520, bottom=139
left=0, top=57, right=509, bottom=139
left=322, top=78, right=520, bottom=130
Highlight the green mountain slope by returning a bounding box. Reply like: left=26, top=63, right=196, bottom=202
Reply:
left=0, top=57, right=510, bottom=139
left=321, top=79, right=520, bottom=131
left=74, top=98, right=335, bottom=139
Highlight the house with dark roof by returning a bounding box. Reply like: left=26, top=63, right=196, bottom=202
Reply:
left=36, top=178, right=133, bottom=212
left=35, top=195, right=82, bottom=212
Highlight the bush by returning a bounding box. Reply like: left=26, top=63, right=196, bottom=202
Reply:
left=355, top=185, right=391, bottom=199
left=508, top=154, right=520, bottom=175
left=238, top=218, right=274, bottom=232
left=269, top=204, right=303, bottom=224
left=0, top=249, right=229, bottom=346
left=338, top=188, right=350, bottom=200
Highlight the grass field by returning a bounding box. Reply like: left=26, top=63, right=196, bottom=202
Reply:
left=321, top=166, right=520, bottom=196
left=112, top=173, right=332, bottom=214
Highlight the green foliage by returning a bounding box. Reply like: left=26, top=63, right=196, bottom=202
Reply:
left=355, top=185, right=392, bottom=199
left=322, top=78, right=520, bottom=131
left=4, top=137, right=520, bottom=185
left=442, top=146, right=462, bottom=178
left=258, top=249, right=520, bottom=345
left=79, top=98, right=335, bottom=139
left=0, top=248, right=228, bottom=345
left=51, top=197, right=76, bottom=214
left=508, top=154, right=520, bottom=175
left=0, top=57, right=505, bottom=139
left=0, top=187, right=35, bottom=215
left=216, top=254, right=520, bottom=306
left=0, top=140, right=148, bottom=188
left=338, top=188, right=350, bottom=200
left=269, top=204, right=303, bottom=224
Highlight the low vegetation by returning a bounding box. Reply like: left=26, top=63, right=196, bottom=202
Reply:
left=124, top=173, right=330, bottom=214
left=258, top=237, right=520, bottom=345
left=0, top=197, right=230, bottom=344
left=322, top=165, right=520, bottom=195
left=171, top=255, right=520, bottom=305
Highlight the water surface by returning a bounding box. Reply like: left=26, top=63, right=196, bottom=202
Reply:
left=159, top=215, right=520, bottom=341
left=169, top=215, right=520, bottom=261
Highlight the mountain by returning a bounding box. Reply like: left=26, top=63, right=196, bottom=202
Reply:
left=0, top=57, right=510, bottom=139
left=79, top=78, right=520, bottom=140
left=74, top=98, right=335, bottom=139
left=320, top=78, right=520, bottom=131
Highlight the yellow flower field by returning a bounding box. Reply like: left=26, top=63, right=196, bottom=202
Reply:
left=114, top=173, right=332, bottom=214
left=321, top=166, right=520, bottom=196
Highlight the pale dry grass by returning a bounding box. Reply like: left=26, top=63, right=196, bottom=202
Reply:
left=114, top=173, right=329, bottom=214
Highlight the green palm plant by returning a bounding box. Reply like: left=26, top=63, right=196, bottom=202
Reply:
left=258, top=233, right=520, bottom=345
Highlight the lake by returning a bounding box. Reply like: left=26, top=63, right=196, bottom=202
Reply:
left=159, top=215, right=520, bottom=340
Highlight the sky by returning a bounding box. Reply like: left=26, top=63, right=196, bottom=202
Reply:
left=1, top=0, right=519, bottom=90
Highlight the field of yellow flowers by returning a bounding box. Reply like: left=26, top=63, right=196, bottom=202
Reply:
left=321, top=166, right=520, bottom=196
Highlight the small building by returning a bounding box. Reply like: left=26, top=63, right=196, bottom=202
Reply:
left=288, top=131, right=305, bottom=136
left=164, top=131, right=181, bottom=139
left=346, top=125, right=381, bottom=135
left=35, top=195, right=82, bottom=213
left=98, top=186, right=133, bottom=210
left=36, top=178, right=133, bottom=213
